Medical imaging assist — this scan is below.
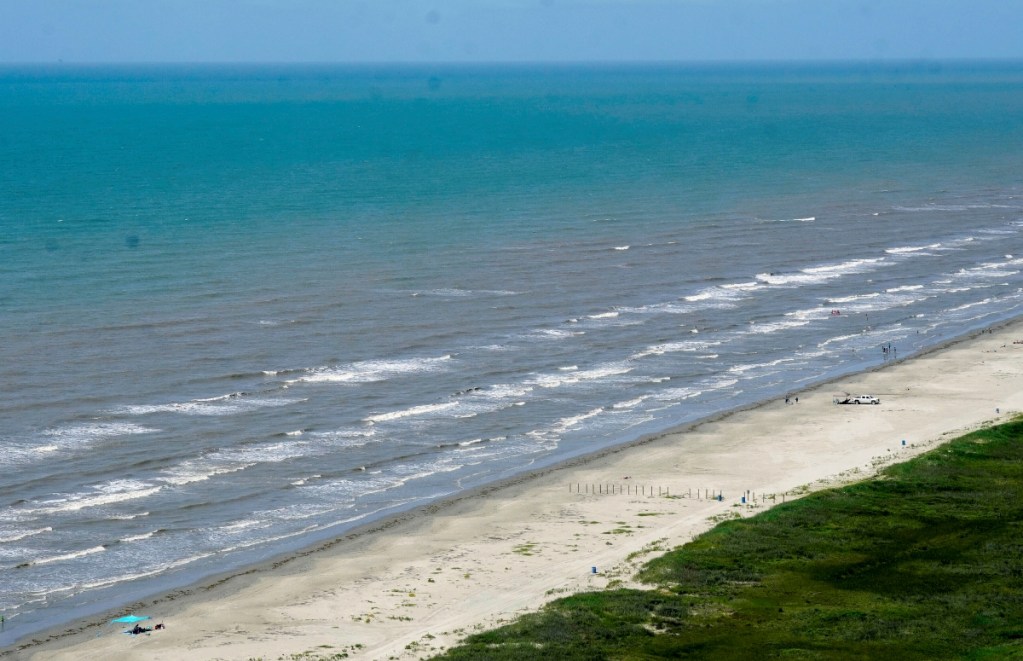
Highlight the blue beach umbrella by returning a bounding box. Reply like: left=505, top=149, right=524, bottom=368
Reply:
left=111, top=615, right=150, bottom=624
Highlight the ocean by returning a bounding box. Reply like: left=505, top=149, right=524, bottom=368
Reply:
left=2, top=62, right=1022, bottom=646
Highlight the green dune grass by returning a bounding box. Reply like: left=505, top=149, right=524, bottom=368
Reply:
left=434, top=419, right=1023, bottom=660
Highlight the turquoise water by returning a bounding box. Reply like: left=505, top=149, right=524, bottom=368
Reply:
left=2, top=62, right=1023, bottom=645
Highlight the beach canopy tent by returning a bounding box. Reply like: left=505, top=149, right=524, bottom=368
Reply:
left=111, top=615, right=150, bottom=624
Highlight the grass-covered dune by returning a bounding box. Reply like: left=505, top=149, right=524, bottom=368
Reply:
left=434, top=419, right=1023, bottom=660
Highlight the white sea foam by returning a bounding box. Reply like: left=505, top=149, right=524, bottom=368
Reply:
left=0, top=527, right=51, bottom=543
left=721, top=281, right=759, bottom=291
left=818, top=332, right=870, bottom=348
left=294, top=355, right=453, bottom=385
left=612, top=395, right=650, bottom=409
left=893, top=204, right=1005, bottom=212
left=556, top=407, right=605, bottom=429
left=411, top=286, right=515, bottom=298
left=758, top=215, right=816, bottom=223
left=158, top=462, right=253, bottom=486
left=471, top=343, right=511, bottom=352
left=301, top=476, right=398, bottom=501
left=120, top=531, right=156, bottom=543
left=946, top=297, right=997, bottom=313
left=885, top=243, right=941, bottom=255
left=756, top=258, right=885, bottom=286
left=365, top=401, right=458, bottom=424
left=111, top=396, right=297, bottom=417
left=526, top=362, right=633, bottom=389
left=413, top=288, right=518, bottom=297
left=527, top=407, right=607, bottom=443
left=729, top=358, right=794, bottom=374
left=631, top=339, right=721, bottom=359
left=828, top=292, right=880, bottom=304
left=746, top=319, right=811, bottom=334
left=614, top=245, right=630, bottom=251
left=528, top=328, right=585, bottom=340
left=40, top=423, right=158, bottom=448
left=893, top=204, right=958, bottom=212
left=588, top=311, right=619, bottom=319
left=444, top=396, right=522, bottom=419
left=221, top=441, right=311, bottom=465
left=780, top=307, right=833, bottom=322
left=391, top=456, right=466, bottom=481
left=308, top=429, right=380, bottom=449
left=649, top=385, right=702, bottom=403
left=107, top=511, right=149, bottom=520
left=416, top=288, right=472, bottom=297
left=0, top=442, right=57, bottom=467
left=217, top=518, right=265, bottom=534
left=702, top=376, right=739, bottom=391
left=477, top=383, right=535, bottom=400
left=571, top=364, right=634, bottom=382
left=619, top=301, right=695, bottom=315
left=683, top=286, right=747, bottom=305
left=14, top=551, right=215, bottom=603
left=28, top=480, right=163, bottom=514
left=949, top=263, right=1020, bottom=281
left=34, top=545, right=106, bottom=566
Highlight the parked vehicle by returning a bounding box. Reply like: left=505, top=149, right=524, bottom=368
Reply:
left=836, top=394, right=880, bottom=405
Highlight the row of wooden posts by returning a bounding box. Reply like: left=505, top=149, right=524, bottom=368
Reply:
left=569, top=483, right=677, bottom=496
left=569, top=483, right=787, bottom=504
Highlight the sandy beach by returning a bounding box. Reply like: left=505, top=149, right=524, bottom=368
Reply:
left=10, top=321, right=1023, bottom=661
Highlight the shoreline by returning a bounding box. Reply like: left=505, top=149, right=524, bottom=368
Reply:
left=8, top=318, right=1023, bottom=660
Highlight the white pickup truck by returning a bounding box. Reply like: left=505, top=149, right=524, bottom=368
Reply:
left=836, top=394, right=881, bottom=405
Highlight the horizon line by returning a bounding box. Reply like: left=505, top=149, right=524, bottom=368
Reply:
left=3, top=56, right=1023, bottom=68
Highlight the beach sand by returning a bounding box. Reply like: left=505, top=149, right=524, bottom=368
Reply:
left=12, top=322, right=1023, bottom=661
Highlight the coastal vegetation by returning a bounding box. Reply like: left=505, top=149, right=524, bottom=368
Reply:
left=434, top=418, right=1023, bottom=659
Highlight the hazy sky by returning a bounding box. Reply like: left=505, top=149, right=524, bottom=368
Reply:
left=2, top=0, right=1022, bottom=64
